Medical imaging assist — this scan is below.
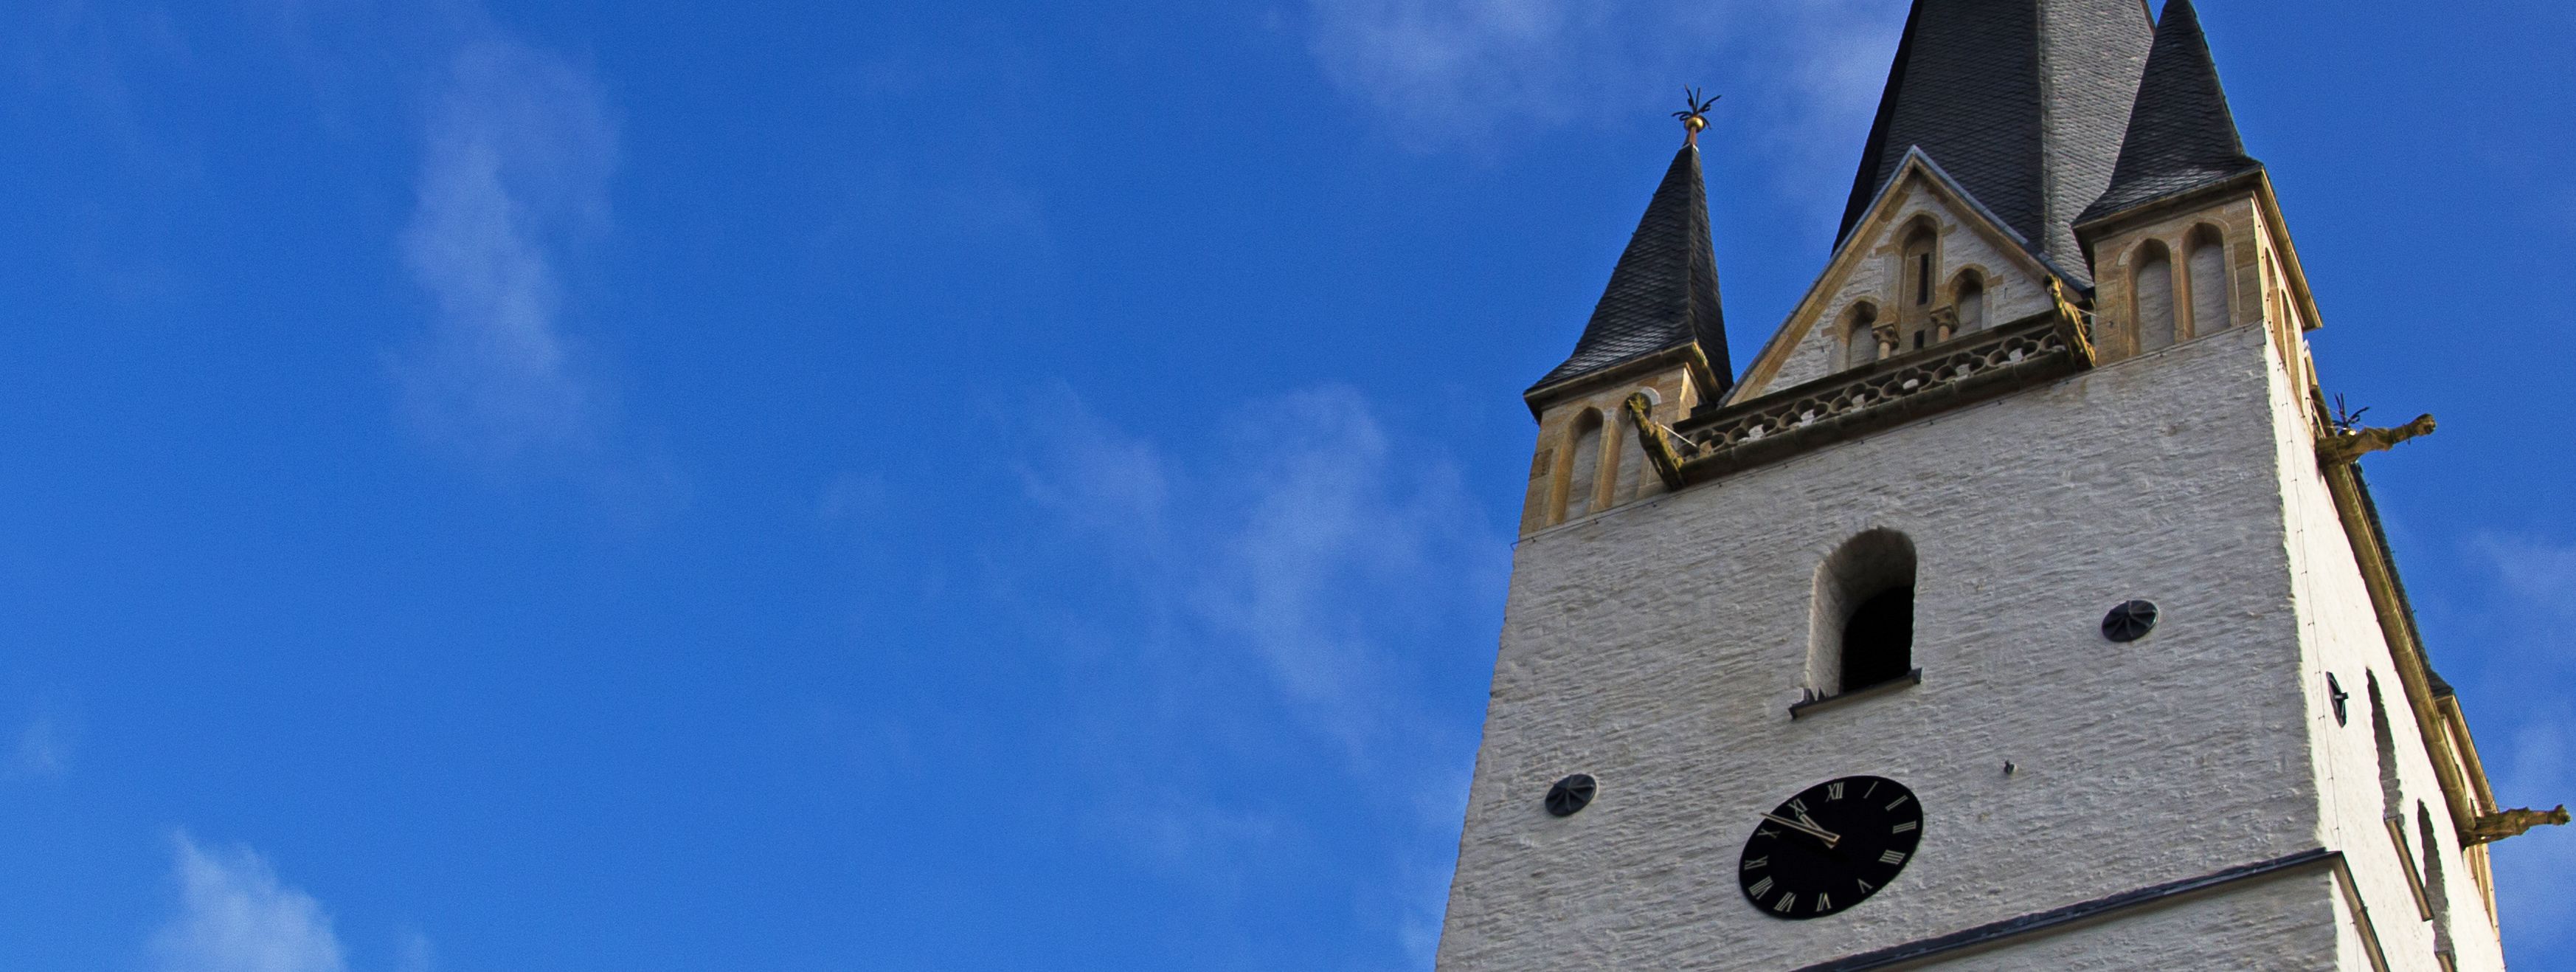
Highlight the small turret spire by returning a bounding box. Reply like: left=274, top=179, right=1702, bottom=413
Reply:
left=2080, top=0, right=2263, bottom=224
left=1528, top=108, right=1732, bottom=400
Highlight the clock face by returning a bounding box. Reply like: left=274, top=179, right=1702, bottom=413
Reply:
left=1737, top=776, right=1922, bottom=920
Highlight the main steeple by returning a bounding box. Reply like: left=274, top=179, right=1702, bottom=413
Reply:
left=1838, top=0, right=2155, bottom=284
left=1528, top=141, right=1731, bottom=400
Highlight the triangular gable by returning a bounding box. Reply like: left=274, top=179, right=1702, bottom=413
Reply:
left=1728, top=148, right=2080, bottom=404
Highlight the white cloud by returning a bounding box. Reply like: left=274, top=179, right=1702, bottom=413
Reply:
left=1014, top=385, right=1503, bottom=951
left=152, top=833, right=347, bottom=972
left=2491, top=715, right=2576, bottom=957
left=2471, top=534, right=2576, bottom=624
left=393, top=929, right=437, bottom=972
left=394, top=33, right=618, bottom=466
left=1303, top=0, right=1904, bottom=168
left=1024, top=385, right=1502, bottom=756
left=2458, top=534, right=2576, bottom=960
left=1014, top=385, right=1173, bottom=545
left=1191, top=387, right=1492, bottom=745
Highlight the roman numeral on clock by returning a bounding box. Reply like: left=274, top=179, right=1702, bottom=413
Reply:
left=1773, top=892, right=1798, bottom=914
left=1891, top=821, right=1919, bottom=834
left=1814, top=893, right=1832, bottom=913
left=1879, top=849, right=1909, bottom=866
left=1743, top=857, right=1767, bottom=872
left=1748, top=877, right=1775, bottom=898
left=1885, top=794, right=1912, bottom=812
left=1827, top=782, right=1845, bottom=801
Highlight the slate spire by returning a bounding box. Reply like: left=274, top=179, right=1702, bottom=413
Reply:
left=1838, top=0, right=2155, bottom=283
left=2080, top=0, right=2262, bottom=224
left=1531, top=143, right=1731, bottom=396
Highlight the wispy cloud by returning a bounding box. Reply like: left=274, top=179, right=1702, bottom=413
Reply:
left=1019, top=385, right=1503, bottom=757
left=394, top=33, right=619, bottom=467
left=2491, top=715, right=2576, bottom=952
left=1303, top=0, right=1904, bottom=167
left=2457, top=534, right=2576, bottom=959
left=1011, top=385, right=1505, bottom=956
left=7, top=693, right=75, bottom=779
left=152, top=833, right=348, bottom=972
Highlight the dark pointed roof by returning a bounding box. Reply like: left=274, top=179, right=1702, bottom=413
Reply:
left=2080, top=0, right=2262, bottom=224
left=1531, top=144, right=1731, bottom=395
left=1838, top=0, right=2154, bottom=283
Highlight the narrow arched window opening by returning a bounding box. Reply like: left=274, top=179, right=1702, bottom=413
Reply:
left=1810, top=530, right=1918, bottom=697
left=1898, top=224, right=1939, bottom=349
left=1562, top=409, right=1604, bottom=522
left=1843, top=303, right=1881, bottom=370
left=2136, top=241, right=2177, bottom=353
left=1842, top=587, right=1916, bottom=689
left=2368, top=672, right=2400, bottom=818
left=1954, top=272, right=1987, bottom=334
left=2417, top=802, right=2456, bottom=958
left=2186, top=227, right=2229, bottom=338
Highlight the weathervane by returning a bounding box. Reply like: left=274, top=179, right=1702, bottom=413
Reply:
left=1674, top=87, right=1720, bottom=146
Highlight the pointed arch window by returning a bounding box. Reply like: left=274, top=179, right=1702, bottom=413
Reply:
left=2135, top=241, right=2178, bottom=353
left=1809, top=530, right=1919, bottom=700
left=2186, top=227, right=2229, bottom=337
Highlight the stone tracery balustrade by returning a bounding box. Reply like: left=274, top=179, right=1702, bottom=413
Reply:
left=1639, top=308, right=2094, bottom=488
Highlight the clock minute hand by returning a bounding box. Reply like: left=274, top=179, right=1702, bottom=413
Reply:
left=1759, top=813, right=1841, bottom=847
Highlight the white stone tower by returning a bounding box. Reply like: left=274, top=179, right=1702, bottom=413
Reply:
left=1436, top=1, right=2562, bottom=969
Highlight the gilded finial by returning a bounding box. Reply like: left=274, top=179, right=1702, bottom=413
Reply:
left=1673, top=87, right=1720, bottom=146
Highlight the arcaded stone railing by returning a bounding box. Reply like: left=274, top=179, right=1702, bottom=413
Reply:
left=1632, top=305, right=2095, bottom=488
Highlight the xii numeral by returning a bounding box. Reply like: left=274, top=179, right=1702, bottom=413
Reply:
left=1826, top=782, right=1846, bottom=802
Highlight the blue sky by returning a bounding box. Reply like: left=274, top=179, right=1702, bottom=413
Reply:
left=1, top=1, right=2569, bottom=969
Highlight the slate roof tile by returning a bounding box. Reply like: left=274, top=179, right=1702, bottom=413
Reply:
left=1839, top=0, right=2154, bottom=285
left=1531, top=144, right=1731, bottom=395
left=2080, top=0, right=2263, bottom=224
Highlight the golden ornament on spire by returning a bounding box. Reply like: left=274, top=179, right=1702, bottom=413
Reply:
left=1673, top=87, right=1720, bottom=146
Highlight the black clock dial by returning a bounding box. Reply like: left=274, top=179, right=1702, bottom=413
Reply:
left=1737, top=776, right=1922, bottom=920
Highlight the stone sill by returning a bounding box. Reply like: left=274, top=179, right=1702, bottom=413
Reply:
left=1788, top=669, right=1923, bottom=720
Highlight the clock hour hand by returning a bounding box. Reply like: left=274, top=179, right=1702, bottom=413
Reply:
left=1759, top=813, right=1842, bottom=847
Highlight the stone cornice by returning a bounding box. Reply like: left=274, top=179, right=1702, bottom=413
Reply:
left=1637, top=305, right=2093, bottom=489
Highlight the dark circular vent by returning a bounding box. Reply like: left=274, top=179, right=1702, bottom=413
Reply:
left=1545, top=774, right=1598, bottom=818
left=2102, top=600, right=2159, bottom=642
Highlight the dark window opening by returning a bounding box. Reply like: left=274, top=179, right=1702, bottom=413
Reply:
left=1913, top=331, right=1927, bottom=350
left=1915, top=255, right=1931, bottom=304
left=1841, top=586, right=1915, bottom=692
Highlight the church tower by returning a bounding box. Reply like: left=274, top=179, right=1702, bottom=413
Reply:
left=1438, top=2, right=2561, bottom=969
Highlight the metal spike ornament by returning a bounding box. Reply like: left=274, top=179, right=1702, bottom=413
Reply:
left=1674, top=87, right=1720, bottom=146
